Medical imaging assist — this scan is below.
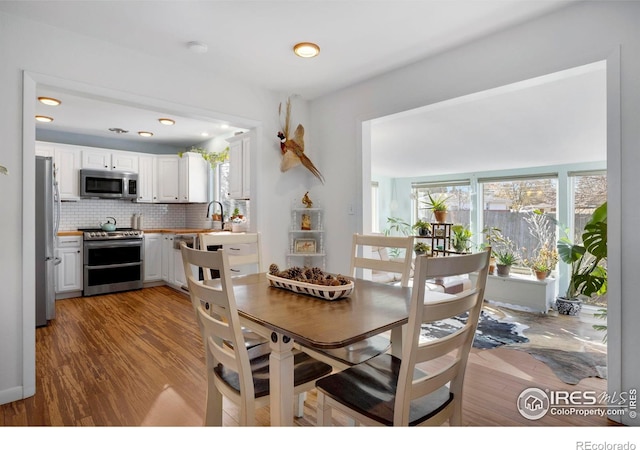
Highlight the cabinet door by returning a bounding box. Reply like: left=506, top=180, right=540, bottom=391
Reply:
left=54, top=146, right=81, bottom=200
left=112, top=151, right=139, bottom=172
left=173, top=248, right=187, bottom=287
left=82, top=149, right=111, bottom=170
left=179, top=152, right=209, bottom=203
left=156, top=156, right=180, bottom=202
left=144, top=234, right=163, bottom=281
left=161, top=235, right=174, bottom=282
left=137, top=154, right=156, bottom=203
left=55, top=239, right=82, bottom=292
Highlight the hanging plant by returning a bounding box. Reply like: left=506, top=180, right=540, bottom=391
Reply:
left=178, top=146, right=229, bottom=169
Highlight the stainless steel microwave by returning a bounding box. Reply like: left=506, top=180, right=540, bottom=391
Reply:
left=80, top=169, right=138, bottom=199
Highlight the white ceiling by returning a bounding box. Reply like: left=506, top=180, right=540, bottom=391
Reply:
left=2, top=0, right=605, bottom=172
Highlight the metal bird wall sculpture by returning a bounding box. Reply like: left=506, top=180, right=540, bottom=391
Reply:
left=278, top=98, right=325, bottom=184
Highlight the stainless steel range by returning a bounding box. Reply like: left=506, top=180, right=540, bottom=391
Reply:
left=79, top=228, right=144, bottom=296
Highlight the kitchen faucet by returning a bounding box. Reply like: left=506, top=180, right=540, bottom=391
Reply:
left=206, top=201, right=224, bottom=228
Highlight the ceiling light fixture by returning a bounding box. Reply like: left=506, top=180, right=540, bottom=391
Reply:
left=187, top=41, right=208, bottom=54
left=201, top=132, right=209, bottom=137
left=158, top=118, right=175, bottom=125
left=138, top=131, right=153, bottom=137
left=35, top=115, right=53, bottom=123
left=293, top=42, right=320, bottom=58
left=38, top=97, right=61, bottom=106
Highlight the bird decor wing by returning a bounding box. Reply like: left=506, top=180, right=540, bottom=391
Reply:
left=277, top=98, right=325, bottom=184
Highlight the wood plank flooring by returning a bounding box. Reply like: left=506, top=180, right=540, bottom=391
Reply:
left=1, top=286, right=618, bottom=427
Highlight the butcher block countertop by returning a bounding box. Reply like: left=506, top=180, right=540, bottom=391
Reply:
left=57, top=229, right=232, bottom=236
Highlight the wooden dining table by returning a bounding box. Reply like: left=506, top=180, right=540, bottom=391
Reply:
left=230, top=272, right=453, bottom=426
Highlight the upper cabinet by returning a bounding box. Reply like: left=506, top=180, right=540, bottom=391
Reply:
left=137, top=154, right=156, bottom=203
left=82, top=149, right=139, bottom=172
left=179, top=152, right=209, bottom=203
left=155, top=155, right=180, bottom=202
left=227, top=131, right=253, bottom=199
left=36, top=142, right=81, bottom=201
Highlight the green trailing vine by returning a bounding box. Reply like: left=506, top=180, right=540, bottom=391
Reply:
left=179, top=146, right=229, bottom=169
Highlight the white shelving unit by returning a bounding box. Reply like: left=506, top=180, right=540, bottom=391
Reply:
left=287, top=207, right=326, bottom=270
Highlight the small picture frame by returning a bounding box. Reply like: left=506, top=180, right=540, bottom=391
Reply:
left=294, top=238, right=317, bottom=254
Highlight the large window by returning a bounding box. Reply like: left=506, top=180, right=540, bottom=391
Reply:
left=481, top=176, right=558, bottom=269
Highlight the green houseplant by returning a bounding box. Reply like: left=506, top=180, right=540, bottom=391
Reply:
left=414, top=242, right=430, bottom=255
left=556, top=201, right=607, bottom=316
left=413, top=219, right=431, bottom=236
left=492, top=236, right=520, bottom=277
left=451, top=224, right=472, bottom=253
left=422, top=192, right=452, bottom=223
left=383, top=217, right=412, bottom=258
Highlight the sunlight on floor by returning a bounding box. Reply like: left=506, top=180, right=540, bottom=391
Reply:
left=141, top=385, right=202, bottom=426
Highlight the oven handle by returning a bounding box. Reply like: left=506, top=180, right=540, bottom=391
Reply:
left=85, top=261, right=142, bottom=270
left=84, top=240, right=143, bottom=250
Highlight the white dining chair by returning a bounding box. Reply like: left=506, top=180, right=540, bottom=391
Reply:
left=298, top=234, right=415, bottom=370
left=180, top=243, right=333, bottom=426
left=315, top=248, right=491, bottom=426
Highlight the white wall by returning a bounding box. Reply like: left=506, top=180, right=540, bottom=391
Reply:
left=0, top=11, right=311, bottom=405
left=309, top=1, right=637, bottom=425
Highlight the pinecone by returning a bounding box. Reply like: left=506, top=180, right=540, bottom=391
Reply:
left=269, top=263, right=280, bottom=275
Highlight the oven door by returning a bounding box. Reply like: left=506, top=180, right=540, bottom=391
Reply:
left=84, top=239, right=144, bottom=296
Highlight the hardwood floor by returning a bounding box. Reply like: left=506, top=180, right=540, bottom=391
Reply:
left=1, top=285, right=618, bottom=427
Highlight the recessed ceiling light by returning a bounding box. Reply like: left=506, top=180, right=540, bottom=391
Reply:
left=187, top=41, right=208, bottom=53
left=159, top=118, right=175, bottom=125
left=220, top=124, right=229, bottom=130
left=293, top=42, right=320, bottom=58
left=35, top=115, right=53, bottom=123
left=201, top=132, right=209, bottom=137
left=138, top=131, right=153, bottom=137
left=38, top=97, right=61, bottom=106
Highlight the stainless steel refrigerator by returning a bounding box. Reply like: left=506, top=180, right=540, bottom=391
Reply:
left=35, top=156, right=60, bottom=327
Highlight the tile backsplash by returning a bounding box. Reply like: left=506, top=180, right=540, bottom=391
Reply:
left=59, top=199, right=213, bottom=231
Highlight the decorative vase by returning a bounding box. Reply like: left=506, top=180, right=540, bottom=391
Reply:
left=418, top=227, right=430, bottom=236
left=534, top=270, right=547, bottom=281
left=433, top=210, right=447, bottom=223
left=556, top=297, right=582, bottom=316
left=496, top=264, right=511, bottom=277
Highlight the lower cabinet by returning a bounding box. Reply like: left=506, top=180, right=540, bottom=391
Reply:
left=55, top=236, right=83, bottom=295
left=143, top=233, right=163, bottom=281
left=161, top=234, right=175, bottom=284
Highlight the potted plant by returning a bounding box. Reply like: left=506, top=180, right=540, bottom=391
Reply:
left=480, top=226, right=503, bottom=275
left=422, top=192, right=451, bottom=223
left=524, top=242, right=558, bottom=280
left=412, top=219, right=431, bottom=236
left=383, top=217, right=411, bottom=259
left=414, top=242, right=430, bottom=256
left=492, top=236, right=520, bottom=277
left=556, top=202, right=607, bottom=316
left=522, top=210, right=558, bottom=280
left=451, top=224, right=472, bottom=253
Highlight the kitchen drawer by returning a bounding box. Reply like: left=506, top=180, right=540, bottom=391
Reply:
left=224, top=243, right=256, bottom=256
left=57, top=236, right=82, bottom=248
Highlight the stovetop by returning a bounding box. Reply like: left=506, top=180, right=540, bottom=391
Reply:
left=79, top=228, right=144, bottom=240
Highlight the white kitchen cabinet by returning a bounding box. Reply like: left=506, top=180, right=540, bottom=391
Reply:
left=161, top=234, right=175, bottom=282
left=53, top=144, right=81, bottom=201
left=137, top=154, right=156, bottom=203
left=143, top=233, right=162, bottom=281
left=226, top=131, right=252, bottom=199
left=287, top=207, right=326, bottom=270
left=156, top=155, right=180, bottom=202
left=35, top=143, right=55, bottom=157
left=55, top=236, right=83, bottom=294
left=178, top=152, right=209, bottom=203
left=82, top=148, right=139, bottom=172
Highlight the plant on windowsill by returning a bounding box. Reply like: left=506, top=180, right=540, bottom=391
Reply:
left=522, top=210, right=559, bottom=281
left=383, top=217, right=411, bottom=259
left=556, top=201, right=607, bottom=317
left=412, top=219, right=431, bottom=236
left=421, top=192, right=452, bottom=223
left=492, top=236, right=520, bottom=277
left=480, top=226, right=503, bottom=275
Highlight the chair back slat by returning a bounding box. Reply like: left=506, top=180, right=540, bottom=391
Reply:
left=199, top=233, right=263, bottom=279
left=350, top=234, right=414, bottom=287
left=393, top=248, right=491, bottom=425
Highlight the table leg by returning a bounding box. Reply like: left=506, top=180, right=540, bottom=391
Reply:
left=390, top=324, right=405, bottom=357
left=269, top=331, right=295, bottom=426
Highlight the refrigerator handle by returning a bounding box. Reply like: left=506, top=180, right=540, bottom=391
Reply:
left=53, top=181, right=61, bottom=236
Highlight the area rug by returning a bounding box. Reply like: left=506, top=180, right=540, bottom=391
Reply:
left=517, top=347, right=607, bottom=385
left=420, top=310, right=529, bottom=349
